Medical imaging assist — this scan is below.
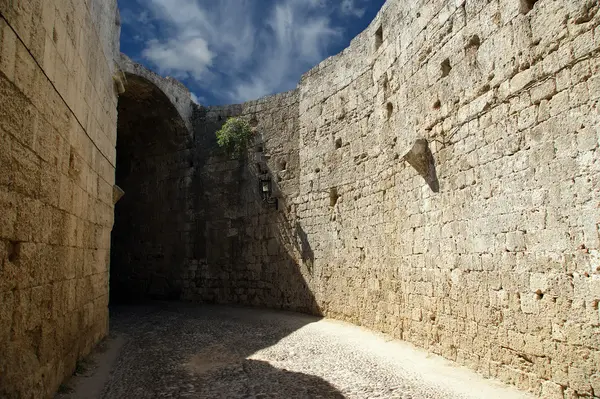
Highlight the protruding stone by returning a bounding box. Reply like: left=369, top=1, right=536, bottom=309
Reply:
left=403, top=139, right=439, bottom=192
left=112, top=185, right=125, bottom=204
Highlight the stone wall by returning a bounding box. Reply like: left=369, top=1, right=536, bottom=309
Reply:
left=0, top=0, right=119, bottom=397
left=183, top=91, right=320, bottom=314
left=1, top=0, right=599, bottom=397
left=181, top=0, right=600, bottom=397
left=294, top=0, right=600, bottom=397
left=118, top=54, right=194, bottom=132
left=110, top=72, right=194, bottom=302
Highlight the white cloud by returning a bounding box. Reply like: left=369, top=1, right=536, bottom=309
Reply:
left=142, top=36, right=214, bottom=79
left=122, top=0, right=366, bottom=103
left=340, top=0, right=366, bottom=18
left=225, top=0, right=341, bottom=101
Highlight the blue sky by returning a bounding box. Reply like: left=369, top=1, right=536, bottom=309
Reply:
left=118, top=0, right=385, bottom=106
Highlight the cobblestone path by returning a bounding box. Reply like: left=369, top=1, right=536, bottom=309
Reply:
left=84, top=303, right=534, bottom=399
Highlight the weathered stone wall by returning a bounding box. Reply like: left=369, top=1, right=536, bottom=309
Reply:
left=183, top=91, right=320, bottom=314
left=291, top=0, right=600, bottom=397
left=110, top=73, right=194, bottom=303
left=0, top=0, right=119, bottom=396
left=118, top=54, right=194, bottom=132
left=181, top=0, right=600, bottom=397
left=1, top=0, right=598, bottom=397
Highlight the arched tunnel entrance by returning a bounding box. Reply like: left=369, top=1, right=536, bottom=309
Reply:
left=110, top=74, right=192, bottom=304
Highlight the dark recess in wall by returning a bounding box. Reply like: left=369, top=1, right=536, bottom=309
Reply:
left=330, top=188, right=340, bottom=207
left=441, top=59, right=451, bottom=77
left=110, top=74, right=191, bottom=304
left=375, top=25, right=383, bottom=50
left=520, top=0, right=539, bottom=14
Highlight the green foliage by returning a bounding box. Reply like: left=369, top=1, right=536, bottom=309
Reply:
left=215, top=117, right=254, bottom=156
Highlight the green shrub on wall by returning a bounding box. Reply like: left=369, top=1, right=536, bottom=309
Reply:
left=215, top=117, right=254, bottom=156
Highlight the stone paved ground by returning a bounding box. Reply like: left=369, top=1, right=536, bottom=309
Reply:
left=66, top=303, right=535, bottom=399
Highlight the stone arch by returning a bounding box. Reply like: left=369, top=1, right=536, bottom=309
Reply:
left=110, top=72, right=193, bottom=303
left=118, top=53, right=194, bottom=130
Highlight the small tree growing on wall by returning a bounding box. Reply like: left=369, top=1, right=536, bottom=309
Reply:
left=215, top=117, right=254, bottom=156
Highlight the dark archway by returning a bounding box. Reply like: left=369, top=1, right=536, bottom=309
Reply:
left=110, top=74, right=192, bottom=303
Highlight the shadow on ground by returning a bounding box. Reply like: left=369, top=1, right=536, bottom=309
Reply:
left=97, top=302, right=343, bottom=398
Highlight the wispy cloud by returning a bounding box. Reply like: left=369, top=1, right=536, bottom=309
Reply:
left=340, top=0, right=367, bottom=18
left=121, top=0, right=369, bottom=104
left=143, top=37, right=214, bottom=78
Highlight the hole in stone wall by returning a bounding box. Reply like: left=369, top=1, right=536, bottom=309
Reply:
left=218, top=115, right=223, bottom=121
left=478, top=84, right=491, bottom=95
left=249, top=116, right=259, bottom=127
left=467, top=35, right=481, bottom=49
left=441, top=59, right=452, bottom=78
left=520, top=0, right=539, bottom=14
left=7, top=241, right=20, bottom=263
left=386, top=102, right=394, bottom=119
left=535, top=290, right=544, bottom=300
left=335, top=138, right=343, bottom=149
left=280, top=160, right=287, bottom=171
left=315, top=168, right=321, bottom=173
left=329, top=188, right=339, bottom=207
left=375, top=26, right=383, bottom=50
left=256, top=146, right=264, bottom=153
left=433, top=99, right=441, bottom=110
left=53, top=27, right=58, bottom=43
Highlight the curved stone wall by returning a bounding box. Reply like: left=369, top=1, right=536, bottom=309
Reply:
left=299, top=0, right=600, bottom=396
left=118, top=54, right=194, bottom=132
left=1, top=0, right=598, bottom=397
left=181, top=0, right=600, bottom=397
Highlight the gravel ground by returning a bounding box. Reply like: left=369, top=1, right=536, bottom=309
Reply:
left=81, top=302, right=534, bottom=399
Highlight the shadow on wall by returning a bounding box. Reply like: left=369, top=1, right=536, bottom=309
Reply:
left=295, top=222, right=314, bottom=275
left=105, top=303, right=344, bottom=397
left=110, top=73, right=193, bottom=304
left=188, top=105, right=322, bottom=316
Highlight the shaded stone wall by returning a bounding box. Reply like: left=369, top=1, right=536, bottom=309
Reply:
left=180, top=0, right=600, bottom=397
left=0, top=0, right=120, bottom=397
left=183, top=91, right=320, bottom=314
left=110, top=73, right=194, bottom=302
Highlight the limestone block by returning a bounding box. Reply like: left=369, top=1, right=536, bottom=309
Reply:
left=0, top=22, right=17, bottom=80
left=541, top=380, right=565, bottom=399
